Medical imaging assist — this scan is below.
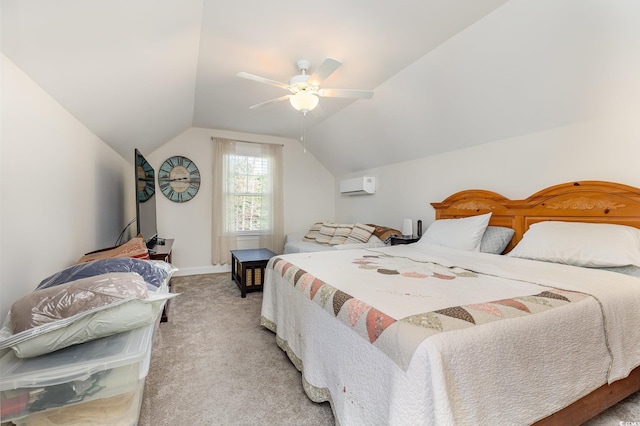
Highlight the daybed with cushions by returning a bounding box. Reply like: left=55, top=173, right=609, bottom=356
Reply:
left=0, top=236, right=177, bottom=424
left=261, top=181, right=640, bottom=426
left=283, top=222, right=401, bottom=254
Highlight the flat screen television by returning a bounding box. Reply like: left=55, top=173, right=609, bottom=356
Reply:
left=134, top=149, right=158, bottom=248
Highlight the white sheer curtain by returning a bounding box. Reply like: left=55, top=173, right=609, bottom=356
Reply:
left=257, top=142, right=284, bottom=254
left=211, top=138, right=284, bottom=265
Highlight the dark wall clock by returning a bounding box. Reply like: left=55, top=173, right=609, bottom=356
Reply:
left=158, top=156, right=201, bottom=203
left=136, top=153, right=155, bottom=202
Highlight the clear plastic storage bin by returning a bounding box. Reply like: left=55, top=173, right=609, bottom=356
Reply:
left=12, top=379, right=145, bottom=426
left=0, top=322, right=154, bottom=425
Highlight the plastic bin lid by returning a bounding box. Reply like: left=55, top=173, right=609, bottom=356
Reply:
left=0, top=322, right=155, bottom=391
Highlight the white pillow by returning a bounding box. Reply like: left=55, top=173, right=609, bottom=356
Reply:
left=507, top=221, right=640, bottom=267
left=418, top=212, right=492, bottom=251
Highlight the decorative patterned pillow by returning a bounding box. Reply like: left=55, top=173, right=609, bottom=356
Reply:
left=315, top=223, right=338, bottom=245
left=76, top=236, right=150, bottom=263
left=367, top=224, right=403, bottom=245
left=479, top=226, right=515, bottom=254
left=345, top=223, right=376, bottom=244
left=329, top=224, right=354, bottom=245
left=302, top=222, right=323, bottom=242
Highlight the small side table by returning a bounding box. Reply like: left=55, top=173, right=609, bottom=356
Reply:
left=231, top=248, right=277, bottom=298
left=149, top=238, right=174, bottom=263
left=390, top=235, right=420, bottom=245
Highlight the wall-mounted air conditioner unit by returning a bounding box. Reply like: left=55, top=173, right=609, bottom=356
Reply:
left=339, top=176, right=376, bottom=195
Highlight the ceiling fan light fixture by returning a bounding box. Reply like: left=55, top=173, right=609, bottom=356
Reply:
left=238, top=57, right=374, bottom=111
left=290, top=91, right=319, bottom=113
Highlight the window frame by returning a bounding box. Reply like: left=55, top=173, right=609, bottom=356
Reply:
left=223, top=145, right=273, bottom=236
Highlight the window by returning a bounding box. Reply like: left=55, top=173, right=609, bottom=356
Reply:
left=225, top=153, right=272, bottom=234
left=212, top=138, right=283, bottom=264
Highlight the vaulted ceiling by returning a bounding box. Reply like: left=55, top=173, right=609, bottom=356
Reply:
left=2, top=0, right=507, bottom=173
left=3, top=1, right=639, bottom=176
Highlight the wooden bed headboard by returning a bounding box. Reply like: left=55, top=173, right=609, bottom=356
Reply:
left=431, top=181, right=640, bottom=253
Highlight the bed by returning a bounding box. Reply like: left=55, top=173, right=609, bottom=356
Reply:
left=260, top=181, right=640, bottom=425
left=283, top=223, right=400, bottom=254
left=283, top=231, right=385, bottom=254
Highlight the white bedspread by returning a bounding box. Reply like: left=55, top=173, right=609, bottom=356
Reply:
left=261, top=243, right=640, bottom=425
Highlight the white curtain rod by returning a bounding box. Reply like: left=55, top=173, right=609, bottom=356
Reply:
left=210, top=137, right=284, bottom=147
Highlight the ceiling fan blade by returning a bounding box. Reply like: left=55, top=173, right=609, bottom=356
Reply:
left=237, top=72, right=290, bottom=90
left=317, top=88, right=374, bottom=99
left=249, top=95, right=291, bottom=109
left=307, top=58, right=342, bottom=86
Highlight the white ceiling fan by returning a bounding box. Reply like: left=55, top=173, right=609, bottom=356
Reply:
left=237, top=58, right=374, bottom=113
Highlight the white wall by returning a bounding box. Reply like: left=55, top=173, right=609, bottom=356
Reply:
left=332, top=0, right=640, bottom=233
left=0, top=55, right=133, bottom=321
left=147, top=127, right=334, bottom=276
left=336, top=113, right=640, bottom=232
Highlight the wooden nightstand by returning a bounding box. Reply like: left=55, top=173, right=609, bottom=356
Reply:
left=149, top=238, right=174, bottom=263
left=390, top=235, right=420, bottom=245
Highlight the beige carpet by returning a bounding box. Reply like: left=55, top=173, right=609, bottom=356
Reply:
left=138, top=273, right=640, bottom=425
left=138, top=273, right=334, bottom=425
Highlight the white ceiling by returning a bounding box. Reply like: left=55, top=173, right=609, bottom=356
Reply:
left=1, top=0, right=508, bottom=171
left=5, top=1, right=639, bottom=177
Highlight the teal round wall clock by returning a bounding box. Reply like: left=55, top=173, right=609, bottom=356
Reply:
left=158, top=156, right=201, bottom=203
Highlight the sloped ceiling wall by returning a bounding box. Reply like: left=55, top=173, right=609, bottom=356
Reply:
left=311, top=0, right=640, bottom=176
left=1, top=0, right=204, bottom=154
left=1, top=0, right=507, bottom=167
left=3, top=1, right=639, bottom=176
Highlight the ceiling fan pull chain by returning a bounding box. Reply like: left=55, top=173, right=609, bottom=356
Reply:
left=301, top=111, right=307, bottom=153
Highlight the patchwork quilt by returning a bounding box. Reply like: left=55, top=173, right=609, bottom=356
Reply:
left=261, top=244, right=640, bottom=425
left=269, top=252, right=590, bottom=370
